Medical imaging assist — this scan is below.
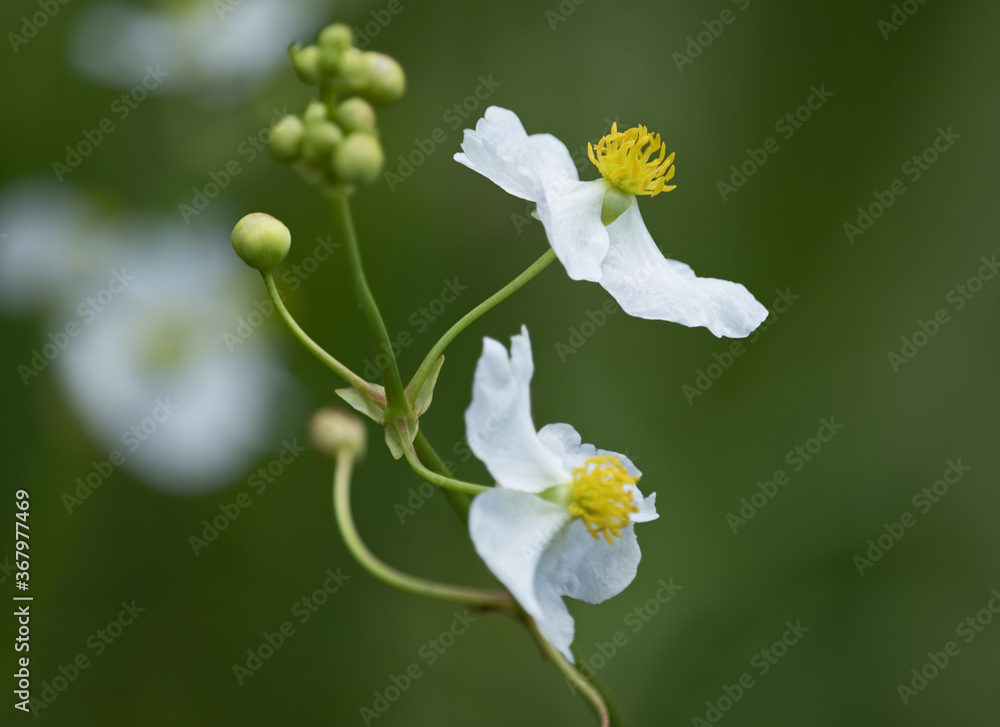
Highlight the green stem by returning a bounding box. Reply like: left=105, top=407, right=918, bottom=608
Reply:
left=331, top=193, right=409, bottom=417
left=527, top=618, right=609, bottom=727
left=262, top=272, right=375, bottom=396
left=396, top=423, right=490, bottom=495
left=412, top=430, right=471, bottom=522
left=332, top=453, right=509, bottom=609
left=407, top=248, right=556, bottom=397
left=571, top=646, right=630, bottom=727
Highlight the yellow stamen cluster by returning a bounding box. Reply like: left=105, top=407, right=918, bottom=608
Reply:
left=588, top=123, right=676, bottom=196
left=569, top=456, right=640, bottom=544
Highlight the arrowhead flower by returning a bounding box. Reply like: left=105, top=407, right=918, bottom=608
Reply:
left=455, top=107, right=768, bottom=338
left=465, top=326, right=657, bottom=661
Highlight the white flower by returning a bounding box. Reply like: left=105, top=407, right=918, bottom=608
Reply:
left=0, top=182, right=288, bottom=495
left=57, top=234, right=288, bottom=494
left=465, top=326, right=657, bottom=662
left=69, top=0, right=326, bottom=106
left=0, top=180, right=118, bottom=313
left=455, top=107, right=768, bottom=338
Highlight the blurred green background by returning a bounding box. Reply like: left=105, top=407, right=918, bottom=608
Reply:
left=2, top=0, right=999, bottom=724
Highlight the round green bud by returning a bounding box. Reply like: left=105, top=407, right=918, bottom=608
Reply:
left=302, top=121, right=344, bottom=164
left=289, top=43, right=322, bottom=85
left=332, top=133, right=384, bottom=185
left=335, top=49, right=369, bottom=92
left=360, top=52, right=406, bottom=105
left=268, top=115, right=305, bottom=163
left=231, top=213, right=291, bottom=272
left=310, top=407, right=366, bottom=460
left=318, top=45, right=344, bottom=75
left=316, top=23, right=354, bottom=51
left=303, top=100, right=329, bottom=125
left=336, top=98, right=377, bottom=134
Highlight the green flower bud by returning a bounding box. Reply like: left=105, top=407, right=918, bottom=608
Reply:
left=302, top=121, right=344, bottom=164
left=303, top=99, right=329, bottom=125
left=316, top=24, right=355, bottom=74
left=310, top=407, right=367, bottom=460
left=316, top=23, right=354, bottom=51
left=268, top=115, right=305, bottom=163
left=289, top=43, right=322, bottom=85
left=318, top=45, right=343, bottom=75
left=335, top=49, right=369, bottom=92
left=336, top=98, right=377, bottom=134
left=332, top=133, right=384, bottom=185
left=231, top=213, right=291, bottom=272
left=360, top=52, right=406, bottom=105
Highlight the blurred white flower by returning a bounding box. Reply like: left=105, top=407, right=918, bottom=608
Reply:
left=456, top=107, right=768, bottom=338
left=465, top=327, right=657, bottom=662
left=0, top=181, right=117, bottom=313
left=69, top=0, right=328, bottom=106
left=0, top=182, right=288, bottom=495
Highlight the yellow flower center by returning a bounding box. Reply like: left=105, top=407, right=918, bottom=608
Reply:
left=569, top=456, right=640, bottom=544
left=588, top=123, right=676, bottom=197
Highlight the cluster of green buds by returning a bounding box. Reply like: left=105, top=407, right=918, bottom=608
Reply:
left=268, top=23, right=406, bottom=190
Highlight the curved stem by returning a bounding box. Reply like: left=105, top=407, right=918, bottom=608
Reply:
left=332, top=453, right=509, bottom=609
left=413, top=430, right=471, bottom=522
left=571, top=647, right=630, bottom=727
left=331, top=192, right=409, bottom=417
left=397, top=423, right=491, bottom=495
left=408, top=248, right=556, bottom=397
left=262, top=272, right=374, bottom=395
left=527, top=618, right=609, bottom=727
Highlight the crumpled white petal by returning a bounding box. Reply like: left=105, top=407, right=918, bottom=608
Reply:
left=454, top=106, right=544, bottom=202
left=539, top=519, right=642, bottom=606
left=535, top=180, right=609, bottom=282
left=537, top=422, right=640, bottom=477
left=527, top=132, right=580, bottom=190
left=456, top=107, right=609, bottom=282
left=465, top=327, right=570, bottom=492
left=469, top=489, right=576, bottom=658
left=600, top=199, right=768, bottom=338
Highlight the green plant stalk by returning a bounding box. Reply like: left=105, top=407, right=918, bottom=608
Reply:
left=332, top=453, right=509, bottom=608
left=412, top=430, right=472, bottom=522
left=262, top=271, right=376, bottom=397
left=323, top=194, right=620, bottom=725
left=528, top=618, right=610, bottom=727
left=571, top=646, right=630, bottom=727
left=407, top=247, right=556, bottom=397
left=331, top=193, right=410, bottom=419
left=397, top=423, right=490, bottom=495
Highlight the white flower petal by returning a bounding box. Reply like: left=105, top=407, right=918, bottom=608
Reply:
left=528, top=133, right=580, bottom=188
left=532, top=575, right=577, bottom=663
left=538, top=422, right=641, bottom=478
left=465, top=327, right=570, bottom=492
left=628, top=487, right=659, bottom=523
left=599, top=199, right=768, bottom=338
left=469, top=488, right=575, bottom=658
left=535, top=180, right=609, bottom=282
left=454, top=106, right=543, bottom=202
left=540, top=519, right=642, bottom=605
